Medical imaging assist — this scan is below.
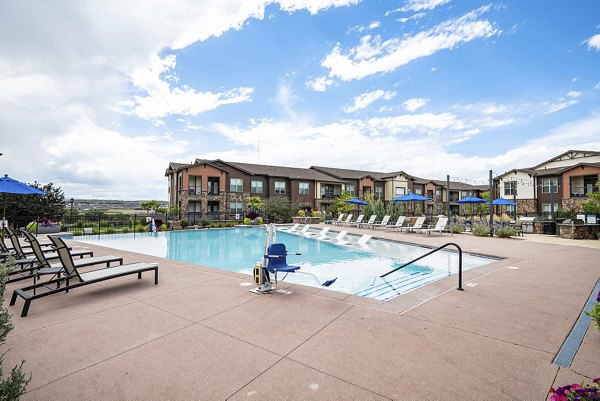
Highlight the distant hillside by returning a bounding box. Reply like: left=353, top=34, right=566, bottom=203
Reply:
left=72, top=199, right=169, bottom=211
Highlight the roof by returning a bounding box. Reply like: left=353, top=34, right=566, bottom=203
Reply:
left=494, top=168, right=538, bottom=180
left=222, top=161, right=345, bottom=183
left=310, top=166, right=388, bottom=180
left=531, top=149, right=600, bottom=170
left=534, top=162, right=600, bottom=176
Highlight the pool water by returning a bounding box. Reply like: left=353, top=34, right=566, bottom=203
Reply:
left=78, top=227, right=497, bottom=300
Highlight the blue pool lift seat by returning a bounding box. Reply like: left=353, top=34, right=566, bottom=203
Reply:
left=265, top=243, right=301, bottom=287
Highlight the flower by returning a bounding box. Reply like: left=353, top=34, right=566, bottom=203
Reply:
left=550, top=380, right=600, bottom=401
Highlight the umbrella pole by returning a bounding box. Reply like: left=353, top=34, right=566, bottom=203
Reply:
left=1, top=192, right=5, bottom=239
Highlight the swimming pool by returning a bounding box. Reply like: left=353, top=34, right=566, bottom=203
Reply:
left=78, top=227, right=497, bottom=300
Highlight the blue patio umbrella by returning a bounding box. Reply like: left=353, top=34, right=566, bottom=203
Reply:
left=456, top=196, right=487, bottom=221
left=344, top=197, right=367, bottom=206
left=390, top=193, right=432, bottom=216
left=0, top=174, right=46, bottom=229
left=491, top=197, right=517, bottom=219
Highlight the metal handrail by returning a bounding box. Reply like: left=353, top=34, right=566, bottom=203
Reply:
left=380, top=242, right=464, bottom=291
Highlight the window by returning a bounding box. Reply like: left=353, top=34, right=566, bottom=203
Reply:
left=299, top=182, right=309, bottom=195
left=251, top=180, right=263, bottom=194
left=207, top=178, right=220, bottom=195
left=229, top=201, right=243, bottom=215
left=461, top=191, right=470, bottom=198
left=322, top=184, right=335, bottom=197
left=427, top=190, right=433, bottom=198
left=395, top=187, right=405, bottom=196
left=436, top=204, right=442, bottom=214
left=188, top=201, right=201, bottom=212
left=275, top=181, right=286, bottom=194
left=414, top=188, right=422, bottom=195
left=375, top=186, right=383, bottom=199
left=542, top=203, right=559, bottom=220
left=363, top=187, right=372, bottom=195
left=230, top=178, right=243, bottom=192
left=435, top=189, right=441, bottom=200
left=542, top=178, right=558, bottom=194
left=346, top=184, right=355, bottom=196
left=504, top=181, right=516, bottom=196
left=189, top=176, right=201, bottom=195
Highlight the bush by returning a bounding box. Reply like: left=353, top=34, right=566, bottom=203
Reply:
left=256, top=216, right=263, bottom=225
left=472, top=224, right=491, bottom=237
left=586, top=292, right=600, bottom=332
left=550, top=377, right=600, bottom=400
left=450, top=224, right=465, bottom=234
left=154, top=219, right=164, bottom=227
left=264, top=197, right=293, bottom=223
left=297, top=210, right=305, bottom=217
left=180, top=219, right=189, bottom=229
left=105, top=228, right=116, bottom=234
left=160, top=224, right=167, bottom=231
left=121, top=227, right=130, bottom=234
left=200, top=219, right=210, bottom=228
left=135, top=224, right=146, bottom=232
left=245, top=212, right=259, bottom=220
left=243, top=217, right=251, bottom=225
left=495, top=227, right=516, bottom=238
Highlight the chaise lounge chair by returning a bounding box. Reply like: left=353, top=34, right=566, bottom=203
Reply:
left=385, top=216, right=406, bottom=230
left=10, top=235, right=159, bottom=317
left=369, top=215, right=391, bottom=230
left=304, top=226, right=329, bottom=239
left=345, top=214, right=364, bottom=227
left=357, top=215, right=377, bottom=228
left=417, top=217, right=449, bottom=236
left=330, top=214, right=344, bottom=225
left=399, top=216, right=426, bottom=233
left=278, top=223, right=300, bottom=232
left=338, top=234, right=372, bottom=247
left=321, top=230, right=348, bottom=243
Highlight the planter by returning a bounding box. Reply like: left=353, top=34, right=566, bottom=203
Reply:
left=36, top=224, right=61, bottom=234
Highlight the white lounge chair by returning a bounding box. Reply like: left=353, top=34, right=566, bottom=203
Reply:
left=370, top=215, right=391, bottom=230
left=321, top=230, right=348, bottom=243
left=331, top=214, right=344, bottom=225
left=305, top=226, right=330, bottom=239
left=358, top=215, right=377, bottom=228
left=339, top=214, right=353, bottom=226
left=298, top=224, right=311, bottom=235
left=399, top=216, right=426, bottom=233
left=418, top=217, right=449, bottom=236
left=279, top=223, right=300, bottom=232
left=346, top=214, right=364, bottom=227
left=339, top=234, right=372, bottom=247
left=385, top=216, right=406, bottom=230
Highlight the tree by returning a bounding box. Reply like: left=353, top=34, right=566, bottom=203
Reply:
left=4, top=182, right=66, bottom=227
left=264, top=197, right=293, bottom=223
left=329, top=192, right=354, bottom=216
left=581, top=182, right=600, bottom=214
left=245, top=196, right=264, bottom=211
left=475, top=191, right=490, bottom=216
left=373, top=198, right=385, bottom=220
left=0, top=258, right=30, bottom=400
left=386, top=201, right=403, bottom=222
left=140, top=200, right=160, bottom=215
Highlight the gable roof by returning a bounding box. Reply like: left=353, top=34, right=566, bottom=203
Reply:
left=310, top=166, right=388, bottom=180
left=222, top=161, right=345, bottom=182
left=531, top=150, right=600, bottom=170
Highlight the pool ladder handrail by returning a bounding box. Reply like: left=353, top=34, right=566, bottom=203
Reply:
left=380, top=242, right=464, bottom=291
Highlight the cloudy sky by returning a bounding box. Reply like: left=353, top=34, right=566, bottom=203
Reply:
left=1, top=0, right=599, bottom=200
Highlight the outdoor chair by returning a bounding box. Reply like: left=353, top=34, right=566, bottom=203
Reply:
left=417, top=217, right=449, bottom=236
left=358, top=215, right=377, bottom=228
left=338, top=214, right=353, bottom=226
left=385, top=216, right=406, bottom=230
left=321, top=230, right=348, bottom=243
left=279, top=223, right=299, bottom=232
left=10, top=235, right=159, bottom=317
left=338, top=234, right=372, bottom=247
left=298, top=224, right=311, bottom=235
left=399, top=216, right=426, bottom=233
left=346, top=214, right=364, bottom=227
left=330, top=214, right=344, bottom=225
left=264, top=243, right=301, bottom=288
left=9, top=230, right=124, bottom=285
left=370, top=215, right=391, bottom=229
left=304, top=226, right=329, bottom=239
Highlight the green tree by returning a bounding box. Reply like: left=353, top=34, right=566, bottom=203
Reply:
left=581, top=182, right=600, bottom=214
left=264, top=197, right=293, bottom=223
left=386, top=201, right=403, bottom=222
left=361, top=193, right=375, bottom=218
left=330, top=192, right=354, bottom=216
left=140, top=200, right=160, bottom=215
left=475, top=191, right=490, bottom=216
left=245, top=196, right=264, bottom=211
left=4, top=182, right=66, bottom=225
left=0, top=257, right=30, bottom=400
left=373, top=198, right=385, bottom=220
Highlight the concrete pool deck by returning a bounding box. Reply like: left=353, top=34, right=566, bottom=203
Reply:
left=3, top=226, right=599, bottom=400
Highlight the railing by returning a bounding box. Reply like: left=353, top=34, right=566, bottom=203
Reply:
left=380, top=242, right=464, bottom=291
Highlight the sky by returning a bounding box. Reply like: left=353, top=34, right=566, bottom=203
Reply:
left=1, top=0, right=599, bottom=201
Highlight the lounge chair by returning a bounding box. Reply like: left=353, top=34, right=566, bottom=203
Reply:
left=298, top=224, right=311, bottom=235
left=10, top=235, right=159, bottom=317
left=399, top=216, right=426, bottom=233
left=338, top=234, right=372, bottom=247
left=279, top=223, right=300, bottom=232
left=321, top=230, right=348, bottom=243
left=385, top=216, right=406, bottom=230
left=417, top=217, right=449, bottom=236
left=346, top=214, right=364, bottom=227
left=370, top=215, right=391, bottom=230
left=9, top=230, right=124, bottom=285
left=330, top=214, right=344, bottom=225
left=304, top=226, right=329, bottom=238
left=337, top=214, right=353, bottom=226
left=358, top=215, right=377, bottom=228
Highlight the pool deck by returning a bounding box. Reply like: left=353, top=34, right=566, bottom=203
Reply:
left=3, top=225, right=600, bottom=400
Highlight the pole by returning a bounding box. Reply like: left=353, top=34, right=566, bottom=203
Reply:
left=550, top=179, right=555, bottom=222
left=446, top=175, right=450, bottom=218
left=513, top=183, right=517, bottom=220
left=489, top=170, right=494, bottom=237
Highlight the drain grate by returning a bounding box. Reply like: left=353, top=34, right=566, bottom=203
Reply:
left=553, top=278, right=600, bottom=368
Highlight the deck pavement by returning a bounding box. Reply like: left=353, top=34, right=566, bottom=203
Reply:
left=2, top=225, right=599, bottom=400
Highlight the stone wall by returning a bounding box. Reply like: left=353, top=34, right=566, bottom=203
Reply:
left=517, top=199, right=536, bottom=215
left=561, top=198, right=591, bottom=213
left=558, top=224, right=600, bottom=240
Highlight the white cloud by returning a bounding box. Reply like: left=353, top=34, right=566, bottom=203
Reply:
left=343, top=89, right=396, bottom=113
left=566, top=91, right=581, bottom=98
left=368, top=21, right=380, bottom=30
left=595, top=82, right=600, bottom=90
left=321, top=6, right=499, bottom=82
left=544, top=100, right=578, bottom=114
left=306, top=76, right=334, bottom=92
left=583, top=33, right=600, bottom=51
left=402, top=98, right=428, bottom=112
left=397, top=13, right=426, bottom=23
left=386, top=0, right=449, bottom=15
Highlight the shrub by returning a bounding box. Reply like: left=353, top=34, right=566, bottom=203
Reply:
left=160, top=224, right=167, bottom=231
left=243, top=217, right=251, bottom=225
left=200, top=219, right=210, bottom=228
left=586, top=291, right=600, bottom=331
left=450, top=224, right=465, bottom=234
left=297, top=210, right=305, bottom=217
left=154, top=219, right=164, bottom=227
left=135, top=224, right=146, bottom=232
left=256, top=216, right=263, bottom=225
left=0, top=257, right=30, bottom=398
left=264, top=197, right=293, bottom=223
left=180, top=219, right=189, bottom=229
left=245, top=212, right=259, bottom=220
left=472, top=224, right=491, bottom=237
left=121, top=227, right=130, bottom=234
left=105, top=228, right=116, bottom=234
left=495, top=227, right=516, bottom=238
left=550, top=378, right=600, bottom=400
